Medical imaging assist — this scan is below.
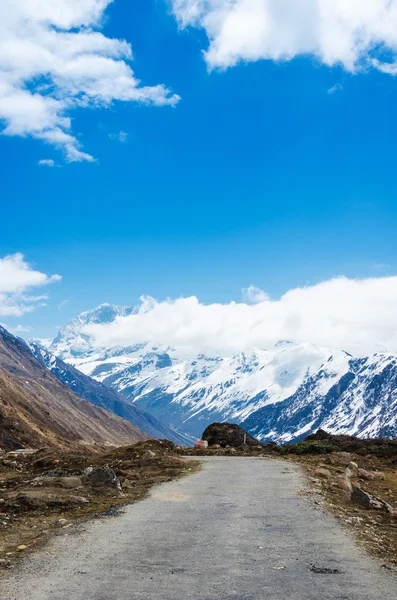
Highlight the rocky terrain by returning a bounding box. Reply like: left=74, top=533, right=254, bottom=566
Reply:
left=293, top=447, right=397, bottom=570
left=42, top=303, right=397, bottom=442
left=0, top=440, right=198, bottom=568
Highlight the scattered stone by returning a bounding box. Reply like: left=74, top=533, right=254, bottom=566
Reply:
left=336, top=474, right=353, bottom=492
left=56, top=477, right=83, bottom=489
left=84, top=466, right=120, bottom=488
left=121, top=479, right=135, bottom=489
left=83, top=467, right=94, bottom=476
left=348, top=461, right=358, bottom=471
left=351, top=485, right=393, bottom=512
left=143, top=450, right=156, bottom=459
left=70, top=495, right=90, bottom=504
left=358, top=468, right=375, bottom=480
left=5, top=449, right=38, bottom=458
left=31, top=476, right=82, bottom=489
left=16, top=545, right=27, bottom=552
left=313, top=468, right=332, bottom=479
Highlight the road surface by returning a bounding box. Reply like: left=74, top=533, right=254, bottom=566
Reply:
left=2, top=457, right=396, bottom=599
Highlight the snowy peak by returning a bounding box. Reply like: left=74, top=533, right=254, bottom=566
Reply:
left=46, top=304, right=397, bottom=442
left=49, top=303, right=135, bottom=360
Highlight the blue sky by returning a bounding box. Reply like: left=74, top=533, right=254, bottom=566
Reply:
left=2, top=1, right=397, bottom=340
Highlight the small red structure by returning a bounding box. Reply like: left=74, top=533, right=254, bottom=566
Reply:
left=194, top=440, right=208, bottom=449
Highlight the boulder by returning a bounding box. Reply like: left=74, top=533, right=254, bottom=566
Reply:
left=351, top=485, right=381, bottom=510
left=313, top=468, right=332, bottom=479
left=357, top=468, right=374, bottom=480
left=336, top=474, right=353, bottom=492
left=5, top=490, right=88, bottom=512
left=84, top=466, right=120, bottom=488
left=31, top=476, right=82, bottom=489
left=351, top=485, right=393, bottom=512
left=202, top=423, right=262, bottom=449
left=143, top=450, right=156, bottom=459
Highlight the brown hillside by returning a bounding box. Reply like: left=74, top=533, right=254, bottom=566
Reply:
left=0, top=327, right=148, bottom=451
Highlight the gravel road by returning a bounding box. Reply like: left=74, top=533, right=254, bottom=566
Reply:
left=2, top=457, right=396, bottom=599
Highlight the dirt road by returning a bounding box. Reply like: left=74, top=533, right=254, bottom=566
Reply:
left=2, top=457, right=396, bottom=599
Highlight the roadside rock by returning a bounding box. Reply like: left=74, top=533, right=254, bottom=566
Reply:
left=351, top=485, right=393, bottom=512
left=5, top=490, right=90, bottom=512
left=313, top=468, right=332, bottom=479
left=357, top=468, right=375, bottom=480
left=357, top=468, right=385, bottom=481
left=31, top=476, right=82, bottom=489
left=336, top=474, right=353, bottom=492
left=351, top=486, right=381, bottom=510
left=84, top=466, right=120, bottom=488
left=143, top=450, right=156, bottom=459
left=202, top=423, right=262, bottom=448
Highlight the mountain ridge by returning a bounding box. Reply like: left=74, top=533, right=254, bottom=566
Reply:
left=44, top=304, right=397, bottom=442
left=0, top=325, right=148, bottom=451
left=28, top=341, right=193, bottom=446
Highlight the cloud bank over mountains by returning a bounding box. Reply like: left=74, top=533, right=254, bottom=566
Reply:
left=0, top=0, right=179, bottom=162
left=0, top=253, right=61, bottom=317
left=85, top=276, right=397, bottom=357
left=172, top=0, right=397, bottom=71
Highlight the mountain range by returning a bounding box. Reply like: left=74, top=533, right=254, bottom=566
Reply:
left=0, top=325, right=148, bottom=451
left=41, top=303, right=397, bottom=442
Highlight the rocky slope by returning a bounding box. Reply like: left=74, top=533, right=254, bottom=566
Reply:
left=45, top=304, right=397, bottom=442
left=28, top=342, right=192, bottom=446
left=0, top=326, right=148, bottom=451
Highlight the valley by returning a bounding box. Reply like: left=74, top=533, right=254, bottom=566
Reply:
left=41, top=303, right=397, bottom=443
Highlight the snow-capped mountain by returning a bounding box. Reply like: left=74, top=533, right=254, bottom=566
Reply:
left=28, top=340, right=193, bottom=446
left=45, top=303, right=397, bottom=442
left=243, top=353, right=397, bottom=442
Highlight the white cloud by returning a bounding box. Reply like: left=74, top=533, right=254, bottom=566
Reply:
left=38, top=159, right=56, bottom=167
left=0, top=1, right=179, bottom=162
left=57, top=299, right=70, bottom=310
left=84, top=276, right=397, bottom=357
left=109, top=130, right=128, bottom=142
left=242, top=284, right=270, bottom=304
left=327, top=83, right=343, bottom=94
left=172, top=0, right=397, bottom=73
left=0, top=253, right=61, bottom=317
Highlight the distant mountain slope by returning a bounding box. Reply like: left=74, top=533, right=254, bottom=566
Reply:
left=47, top=304, right=397, bottom=442
left=242, top=353, right=397, bottom=442
left=28, top=342, right=193, bottom=446
left=0, top=326, right=148, bottom=451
